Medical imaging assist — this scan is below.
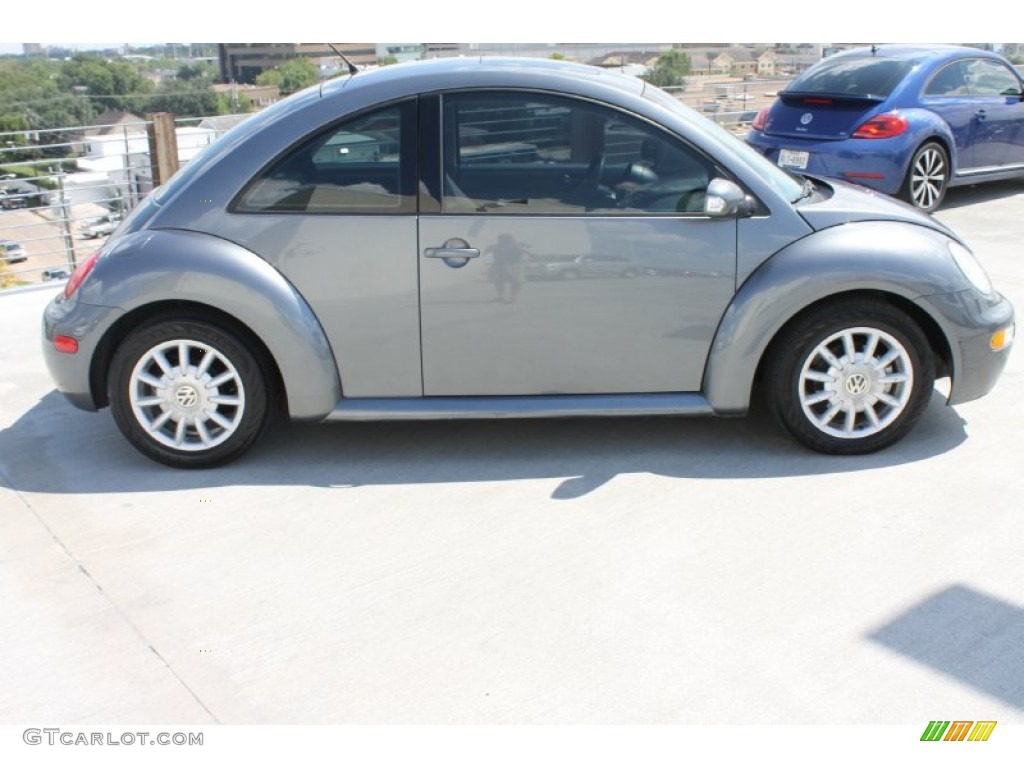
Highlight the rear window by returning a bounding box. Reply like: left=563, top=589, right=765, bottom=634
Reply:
left=787, top=57, right=915, bottom=98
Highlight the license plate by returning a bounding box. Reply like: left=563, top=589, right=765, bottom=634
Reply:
left=778, top=149, right=809, bottom=170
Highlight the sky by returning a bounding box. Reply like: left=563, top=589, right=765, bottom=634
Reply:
left=0, top=1, right=999, bottom=53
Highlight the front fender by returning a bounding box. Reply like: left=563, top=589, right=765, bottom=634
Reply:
left=703, top=220, right=971, bottom=413
left=79, top=228, right=341, bottom=419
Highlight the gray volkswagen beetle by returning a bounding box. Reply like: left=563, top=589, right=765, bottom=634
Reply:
left=42, top=57, right=1014, bottom=467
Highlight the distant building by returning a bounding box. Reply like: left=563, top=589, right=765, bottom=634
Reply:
left=211, top=83, right=281, bottom=110
left=590, top=50, right=661, bottom=69
left=379, top=44, right=426, bottom=63
left=218, top=44, right=377, bottom=83
left=83, top=110, right=147, bottom=138
left=423, top=43, right=463, bottom=59
left=22, top=43, right=43, bottom=57
left=756, top=51, right=777, bottom=77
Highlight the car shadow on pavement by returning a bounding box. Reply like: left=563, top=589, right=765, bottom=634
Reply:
left=940, top=178, right=1024, bottom=210
left=868, top=584, right=1024, bottom=711
left=0, top=388, right=968, bottom=500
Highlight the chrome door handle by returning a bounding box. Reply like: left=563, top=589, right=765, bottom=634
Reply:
left=424, top=247, right=481, bottom=259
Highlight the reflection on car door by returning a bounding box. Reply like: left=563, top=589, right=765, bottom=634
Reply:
left=221, top=101, right=423, bottom=398
left=922, top=60, right=981, bottom=172
left=963, top=58, right=1024, bottom=169
left=418, top=91, right=738, bottom=397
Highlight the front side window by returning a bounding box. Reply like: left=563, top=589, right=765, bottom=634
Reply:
left=962, top=59, right=1023, bottom=96
left=237, top=101, right=416, bottom=214
left=441, top=92, right=717, bottom=215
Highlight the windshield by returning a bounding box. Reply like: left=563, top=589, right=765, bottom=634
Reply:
left=786, top=56, right=914, bottom=98
left=642, top=84, right=805, bottom=202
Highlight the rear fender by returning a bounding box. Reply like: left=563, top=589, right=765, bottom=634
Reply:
left=79, top=228, right=341, bottom=419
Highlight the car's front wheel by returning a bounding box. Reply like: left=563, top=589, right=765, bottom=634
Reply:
left=901, top=141, right=948, bottom=212
left=108, top=319, right=270, bottom=468
left=765, top=300, right=935, bottom=454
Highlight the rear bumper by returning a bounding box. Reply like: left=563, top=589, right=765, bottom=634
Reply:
left=42, top=294, right=124, bottom=411
left=745, top=131, right=911, bottom=195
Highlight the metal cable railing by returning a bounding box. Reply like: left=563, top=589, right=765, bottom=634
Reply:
left=1, top=115, right=245, bottom=289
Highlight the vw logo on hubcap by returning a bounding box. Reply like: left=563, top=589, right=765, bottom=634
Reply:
left=845, top=373, right=870, bottom=396
left=175, top=385, right=199, bottom=408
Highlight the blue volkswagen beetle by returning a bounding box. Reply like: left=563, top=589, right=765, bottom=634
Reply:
left=746, top=45, right=1024, bottom=211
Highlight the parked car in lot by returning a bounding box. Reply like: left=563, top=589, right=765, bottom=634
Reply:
left=42, top=267, right=70, bottom=281
left=78, top=213, right=121, bottom=239
left=41, top=57, right=1015, bottom=468
left=746, top=45, right=1024, bottom=211
left=1, top=239, right=27, bottom=263
left=0, top=188, right=30, bottom=209
left=526, top=254, right=640, bottom=280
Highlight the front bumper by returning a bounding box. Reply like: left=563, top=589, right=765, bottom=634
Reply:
left=917, top=289, right=1015, bottom=405
left=42, top=293, right=124, bottom=411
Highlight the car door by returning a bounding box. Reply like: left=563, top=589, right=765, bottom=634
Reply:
left=921, top=60, right=981, bottom=171
left=228, top=100, right=423, bottom=398
left=962, top=57, right=1024, bottom=169
left=418, top=91, right=738, bottom=397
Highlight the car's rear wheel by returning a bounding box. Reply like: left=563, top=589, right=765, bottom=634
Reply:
left=109, top=319, right=270, bottom=468
left=765, top=300, right=935, bottom=454
left=901, top=141, right=948, bottom=212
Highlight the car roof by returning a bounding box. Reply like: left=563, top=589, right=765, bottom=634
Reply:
left=823, top=44, right=1007, bottom=65
left=315, top=56, right=649, bottom=109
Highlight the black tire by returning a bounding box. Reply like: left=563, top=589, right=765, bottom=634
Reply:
left=764, top=300, right=935, bottom=455
left=108, top=319, right=270, bottom=468
left=901, top=141, right=949, bottom=212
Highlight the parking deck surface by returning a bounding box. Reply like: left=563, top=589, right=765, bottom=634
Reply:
left=1, top=179, right=1022, bottom=725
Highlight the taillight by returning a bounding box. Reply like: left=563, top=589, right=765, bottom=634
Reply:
left=751, top=108, right=770, bottom=132
left=852, top=113, right=908, bottom=139
left=63, top=252, right=99, bottom=299
left=53, top=335, right=79, bottom=354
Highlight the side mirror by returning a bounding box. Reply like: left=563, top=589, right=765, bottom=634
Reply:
left=704, top=178, right=755, bottom=218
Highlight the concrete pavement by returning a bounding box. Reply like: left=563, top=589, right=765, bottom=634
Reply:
left=1, top=178, right=1022, bottom=724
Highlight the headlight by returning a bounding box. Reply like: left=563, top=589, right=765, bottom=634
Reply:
left=948, top=241, right=994, bottom=296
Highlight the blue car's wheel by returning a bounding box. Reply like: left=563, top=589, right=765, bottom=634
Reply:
left=901, top=142, right=949, bottom=212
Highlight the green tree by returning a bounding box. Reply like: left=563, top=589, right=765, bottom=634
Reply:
left=642, top=50, right=693, bottom=88
left=255, top=57, right=319, bottom=95
left=216, top=89, right=253, bottom=116
left=0, top=59, right=86, bottom=151
left=148, top=78, right=219, bottom=118
left=58, top=54, right=153, bottom=112
left=378, top=56, right=398, bottom=66
left=176, top=61, right=216, bottom=81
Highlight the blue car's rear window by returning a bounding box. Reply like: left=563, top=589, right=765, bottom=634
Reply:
left=787, top=57, right=915, bottom=98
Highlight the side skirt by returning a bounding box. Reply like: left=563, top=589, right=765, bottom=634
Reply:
left=324, top=393, right=714, bottom=421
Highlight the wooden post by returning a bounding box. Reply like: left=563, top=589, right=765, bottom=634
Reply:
left=146, top=112, right=179, bottom=188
